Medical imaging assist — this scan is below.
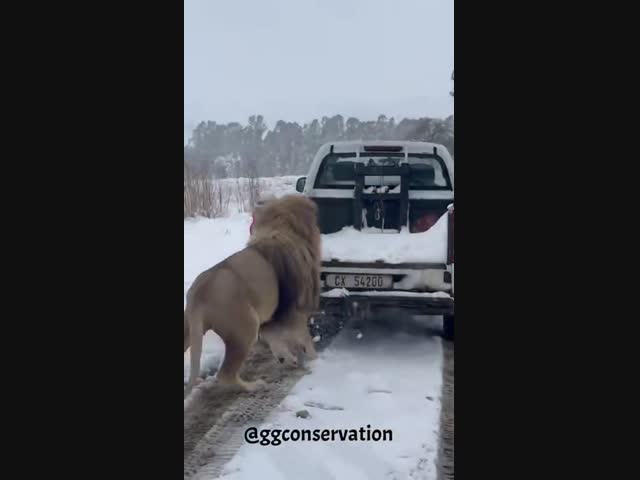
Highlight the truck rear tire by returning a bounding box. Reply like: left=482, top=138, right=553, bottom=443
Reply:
left=309, top=313, right=344, bottom=349
left=442, top=314, right=454, bottom=341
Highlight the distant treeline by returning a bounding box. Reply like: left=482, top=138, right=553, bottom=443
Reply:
left=184, top=114, right=454, bottom=178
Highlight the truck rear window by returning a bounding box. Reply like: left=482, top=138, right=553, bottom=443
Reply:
left=314, top=153, right=452, bottom=190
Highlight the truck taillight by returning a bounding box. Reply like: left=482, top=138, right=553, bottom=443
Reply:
left=411, top=213, right=439, bottom=233
left=447, top=206, right=454, bottom=264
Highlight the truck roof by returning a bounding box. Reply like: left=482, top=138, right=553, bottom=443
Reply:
left=317, top=140, right=448, bottom=155
left=304, top=140, right=454, bottom=197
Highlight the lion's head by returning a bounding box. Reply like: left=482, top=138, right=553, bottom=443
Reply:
left=250, top=194, right=319, bottom=247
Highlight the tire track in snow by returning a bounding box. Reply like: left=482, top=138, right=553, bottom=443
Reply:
left=184, top=324, right=340, bottom=480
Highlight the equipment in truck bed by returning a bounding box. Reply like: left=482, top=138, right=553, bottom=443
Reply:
left=352, top=162, right=410, bottom=231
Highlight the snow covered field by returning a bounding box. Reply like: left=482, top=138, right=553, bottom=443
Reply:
left=184, top=176, right=445, bottom=479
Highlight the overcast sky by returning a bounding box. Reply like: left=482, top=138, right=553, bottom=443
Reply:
left=184, top=0, right=453, bottom=135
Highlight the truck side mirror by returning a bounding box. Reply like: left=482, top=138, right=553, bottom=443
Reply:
left=296, top=177, right=306, bottom=193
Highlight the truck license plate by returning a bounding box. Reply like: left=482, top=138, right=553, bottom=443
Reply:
left=325, top=274, right=393, bottom=289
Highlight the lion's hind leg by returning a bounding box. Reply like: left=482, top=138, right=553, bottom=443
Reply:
left=184, top=309, right=204, bottom=396
left=216, top=306, right=266, bottom=392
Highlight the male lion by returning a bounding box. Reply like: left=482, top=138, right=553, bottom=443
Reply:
left=184, top=194, right=321, bottom=394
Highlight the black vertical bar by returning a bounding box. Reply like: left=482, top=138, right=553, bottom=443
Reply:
left=399, top=164, right=409, bottom=230
left=353, top=163, right=364, bottom=230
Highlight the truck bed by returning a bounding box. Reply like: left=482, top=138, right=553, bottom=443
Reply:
left=321, top=210, right=449, bottom=264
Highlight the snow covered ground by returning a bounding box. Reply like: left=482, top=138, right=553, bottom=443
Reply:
left=256, top=175, right=300, bottom=200
left=185, top=176, right=445, bottom=479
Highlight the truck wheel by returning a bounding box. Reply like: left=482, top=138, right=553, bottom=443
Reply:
left=442, top=315, right=454, bottom=341
left=309, top=314, right=344, bottom=349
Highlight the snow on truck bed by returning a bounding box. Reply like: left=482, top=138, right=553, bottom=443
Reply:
left=254, top=176, right=450, bottom=265
left=321, top=212, right=449, bottom=264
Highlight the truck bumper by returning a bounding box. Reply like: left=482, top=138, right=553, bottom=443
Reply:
left=319, top=291, right=454, bottom=318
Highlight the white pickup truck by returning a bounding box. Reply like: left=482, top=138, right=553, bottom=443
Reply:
left=294, top=140, right=455, bottom=340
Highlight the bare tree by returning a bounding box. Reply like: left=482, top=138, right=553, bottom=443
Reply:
left=183, top=160, right=231, bottom=218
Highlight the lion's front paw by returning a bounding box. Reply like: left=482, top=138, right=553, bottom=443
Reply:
left=242, top=379, right=268, bottom=392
